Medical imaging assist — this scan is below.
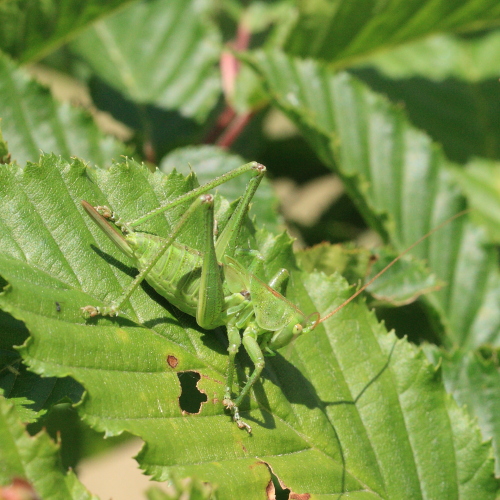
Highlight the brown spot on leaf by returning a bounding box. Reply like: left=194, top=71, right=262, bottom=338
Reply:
left=290, top=494, right=311, bottom=500
left=167, top=355, right=178, bottom=368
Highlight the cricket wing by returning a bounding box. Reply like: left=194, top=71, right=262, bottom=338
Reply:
left=223, top=255, right=250, bottom=294
left=249, top=273, right=304, bottom=331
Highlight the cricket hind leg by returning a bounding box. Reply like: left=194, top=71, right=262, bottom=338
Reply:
left=214, top=164, right=266, bottom=261
left=82, top=194, right=220, bottom=318
left=126, top=162, right=266, bottom=230
left=194, top=192, right=225, bottom=329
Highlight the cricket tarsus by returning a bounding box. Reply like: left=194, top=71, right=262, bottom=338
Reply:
left=81, top=162, right=467, bottom=432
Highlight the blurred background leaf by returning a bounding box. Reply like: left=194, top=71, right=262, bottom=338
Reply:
left=0, top=0, right=133, bottom=62
left=0, top=52, right=125, bottom=166
left=284, top=0, right=500, bottom=64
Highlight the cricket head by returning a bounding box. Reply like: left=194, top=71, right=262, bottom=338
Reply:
left=267, top=311, right=320, bottom=350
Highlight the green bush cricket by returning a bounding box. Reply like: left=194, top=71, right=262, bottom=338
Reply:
left=81, top=162, right=466, bottom=432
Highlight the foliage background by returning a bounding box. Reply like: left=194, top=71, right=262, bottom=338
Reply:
left=1, top=0, right=500, bottom=499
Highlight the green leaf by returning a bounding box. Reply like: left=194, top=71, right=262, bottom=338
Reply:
left=70, top=0, right=222, bottom=122
left=425, top=346, right=500, bottom=477
left=219, top=0, right=296, bottom=38
left=244, top=49, right=500, bottom=349
left=230, top=63, right=270, bottom=114
left=296, top=243, right=442, bottom=306
left=296, top=242, right=373, bottom=283
left=146, top=477, right=217, bottom=500
left=284, top=0, right=500, bottom=65
left=0, top=53, right=125, bottom=166
left=357, top=31, right=500, bottom=82
left=0, top=155, right=496, bottom=498
left=1, top=363, right=83, bottom=421
left=0, top=269, right=81, bottom=422
left=365, top=248, right=442, bottom=306
left=350, top=66, right=500, bottom=164
left=2, top=396, right=41, bottom=424
left=348, top=32, right=500, bottom=164
left=0, top=394, right=99, bottom=499
left=0, top=0, right=133, bottom=63
left=451, top=159, right=500, bottom=243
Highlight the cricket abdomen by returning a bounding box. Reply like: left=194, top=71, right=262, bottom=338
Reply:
left=127, top=232, right=208, bottom=319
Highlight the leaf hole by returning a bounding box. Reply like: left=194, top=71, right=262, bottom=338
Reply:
left=177, top=371, right=207, bottom=414
left=271, top=473, right=291, bottom=500
left=0, top=275, right=8, bottom=289
left=263, top=461, right=310, bottom=500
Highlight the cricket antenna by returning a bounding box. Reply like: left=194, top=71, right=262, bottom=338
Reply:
left=317, top=209, right=470, bottom=325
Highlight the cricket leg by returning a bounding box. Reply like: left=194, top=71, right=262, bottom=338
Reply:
left=268, top=268, right=289, bottom=294
left=214, top=164, right=266, bottom=260
left=224, top=324, right=265, bottom=433
left=223, top=324, right=242, bottom=413
left=126, top=162, right=266, bottom=229
left=194, top=190, right=225, bottom=330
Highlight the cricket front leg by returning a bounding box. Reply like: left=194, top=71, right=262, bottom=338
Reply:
left=223, top=323, right=241, bottom=411
left=224, top=324, right=265, bottom=433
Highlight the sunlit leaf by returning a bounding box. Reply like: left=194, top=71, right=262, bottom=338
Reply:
left=350, top=66, right=500, bottom=164
left=451, top=159, right=500, bottom=243
left=425, top=346, right=500, bottom=476
left=356, top=31, right=500, bottom=82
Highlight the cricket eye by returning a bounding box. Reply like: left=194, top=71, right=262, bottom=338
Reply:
left=292, top=324, right=303, bottom=335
